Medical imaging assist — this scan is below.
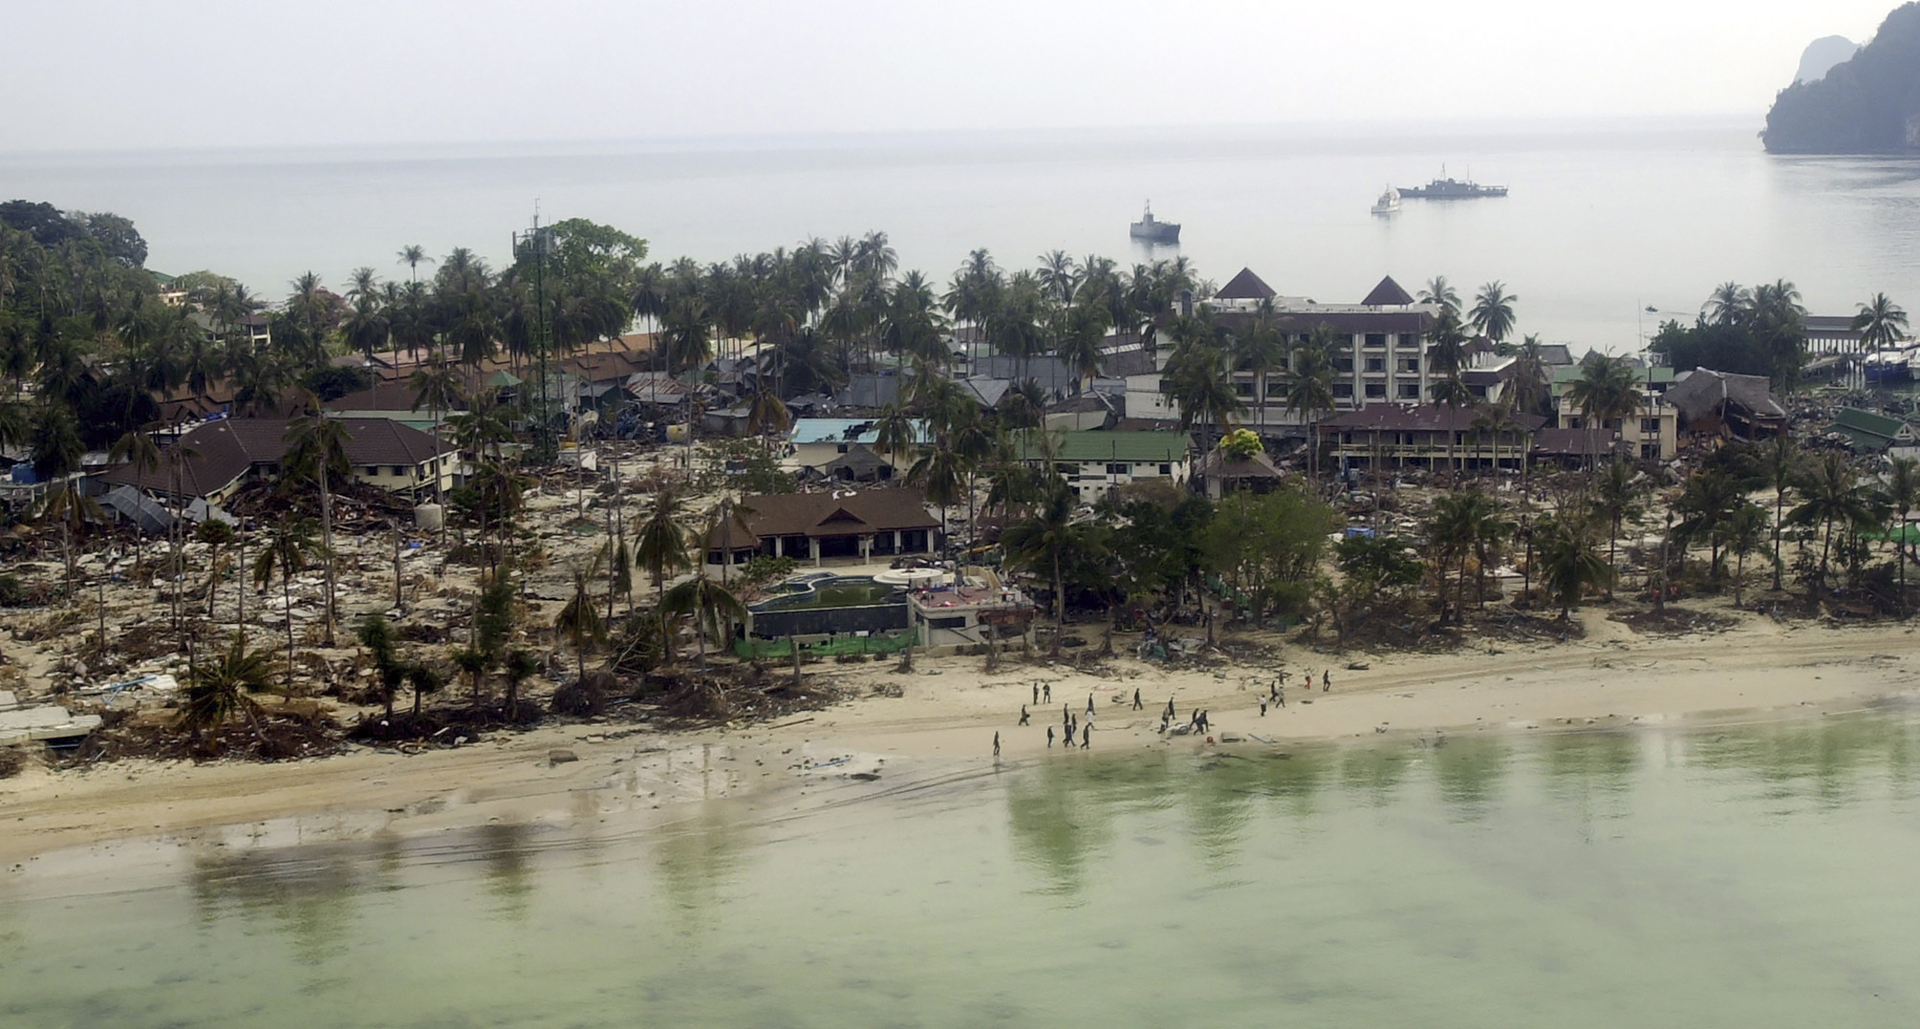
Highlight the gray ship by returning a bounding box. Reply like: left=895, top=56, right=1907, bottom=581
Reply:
left=1129, top=201, right=1180, bottom=243
left=1398, top=167, right=1508, bottom=199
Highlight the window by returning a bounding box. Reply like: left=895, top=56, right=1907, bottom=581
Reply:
left=1158, top=379, right=1172, bottom=393
left=1106, top=463, right=1129, bottom=475
left=1333, top=382, right=1353, bottom=398
left=1365, top=357, right=1385, bottom=372
left=1640, top=418, right=1661, bottom=434
left=837, top=443, right=849, bottom=454
left=1333, top=358, right=1354, bottom=373
left=1364, top=383, right=1386, bottom=398
left=1234, top=382, right=1254, bottom=397
left=927, top=615, right=968, bottom=630
left=1398, top=333, right=1417, bottom=348
left=392, top=466, right=406, bottom=477
left=1159, top=463, right=1171, bottom=475
left=364, top=466, right=378, bottom=477
left=1365, top=333, right=1387, bottom=348
left=1641, top=443, right=1660, bottom=459
left=1400, top=358, right=1420, bottom=373
left=1266, top=379, right=1285, bottom=396
left=1398, top=384, right=1420, bottom=400
left=1058, top=464, right=1080, bottom=477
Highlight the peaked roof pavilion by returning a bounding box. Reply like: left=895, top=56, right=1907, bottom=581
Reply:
left=1361, top=275, right=1415, bottom=307
left=1214, top=267, right=1277, bottom=301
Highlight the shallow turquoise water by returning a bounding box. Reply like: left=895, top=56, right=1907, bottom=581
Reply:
left=4, top=712, right=1919, bottom=1028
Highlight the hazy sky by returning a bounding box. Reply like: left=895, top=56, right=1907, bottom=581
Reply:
left=1, top=0, right=1901, bottom=151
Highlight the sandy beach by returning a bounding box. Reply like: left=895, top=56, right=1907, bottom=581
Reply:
left=3, top=606, right=1916, bottom=866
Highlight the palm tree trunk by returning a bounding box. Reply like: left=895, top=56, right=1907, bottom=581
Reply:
left=1773, top=491, right=1785, bottom=591
left=282, top=570, right=295, bottom=688
left=319, top=464, right=336, bottom=646
left=236, top=529, right=246, bottom=649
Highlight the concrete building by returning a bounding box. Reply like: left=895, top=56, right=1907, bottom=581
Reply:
left=703, top=488, right=940, bottom=570
left=1319, top=404, right=1547, bottom=471
left=1550, top=365, right=1679, bottom=461
left=97, top=416, right=456, bottom=505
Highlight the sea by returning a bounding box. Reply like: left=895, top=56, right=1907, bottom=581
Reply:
left=5, top=117, right=1920, bottom=354
left=3, top=711, right=1918, bottom=1028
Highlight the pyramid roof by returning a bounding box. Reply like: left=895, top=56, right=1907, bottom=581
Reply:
left=1214, top=268, right=1276, bottom=301
left=1360, top=276, right=1415, bottom=306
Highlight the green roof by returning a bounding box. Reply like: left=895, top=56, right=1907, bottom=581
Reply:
left=1829, top=407, right=1909, bottom=441
left=1023, top=431, right=1190, bottom=464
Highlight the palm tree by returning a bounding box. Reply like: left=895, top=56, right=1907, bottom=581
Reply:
left=1507, top=335, right=1550, bottom=417
left=196, top=519, right=236, bottom=618
left=1886, top=455, right=1919, bottom=610
left=177, top=635, right=280, bottom=745
left=1704, top=282, right=1751, bottom=327
left=1001, top=480, right=1101, bottom=651
left=908, top=445, right=967, bottom=558
left=502, top=650, right=538, bottom=722
left=1430, top=376, right=1475, bottom=477
left=1468, top=281, right=1518, bottom=345
left=1788, top=452, right=1881, bottom=595
left=873, top=402, right=918, bottom=473
left=1169, top=343, right=1245, bottom=455
left=1759, top=432, right=1801, bottom=591
left=284, top=405, right=352, bottom=645
left=634, top=487, right=694, bottom=604
left=1532, top=513, right=1611, bottom=620
left=661, top=573, right=746, bottom=663
left=1725, top=501, right=1769, bottom=607
left=1564, top=357, right=1640, bottom=472
left=1673, top=469, right=1743, bottom=583
left=252, top=518, right=320, bottom=686
left=356, top=613, right=404, bottom=721
left=1232, top=307, right=1286, bottom=437
left=1282, top=335, right=1336, bottom=477
left=1852, top=293, right=1908, bottom=385
left=555, top=563, right=607, bottom=680
left=1589, top=459, right=1643, bottom=593
left=1418, top=276, right=1461, bottom=314
left=745, top=385, right=790, bottom=458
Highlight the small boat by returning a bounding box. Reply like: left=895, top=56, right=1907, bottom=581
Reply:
left=1399, top=166, right=1508, bottom=199
left=1371, top=186, right=1401, bottom=216
left=1129, top=201, right=1180, bottom=244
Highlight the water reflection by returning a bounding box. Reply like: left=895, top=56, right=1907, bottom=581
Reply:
left=651, top=809, right=752, bottom=935
left=188, top=846, right=362, bottom=992
left=1689, top=711, right=1920, bottom=808
left=1428, top=736, right=1511, bottom=819
left=475, top=823, right=534, bottom=921
left=1339, top=743, right=1415, bottom=807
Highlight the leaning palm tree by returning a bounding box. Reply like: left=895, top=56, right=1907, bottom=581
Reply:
left=1759, top=432, right=1801, bottom=591
left=662, top=573, right=747, bottom=663
left=176, top=635, right=280, bottom=746
left=252, top=518, right=321, bottom=686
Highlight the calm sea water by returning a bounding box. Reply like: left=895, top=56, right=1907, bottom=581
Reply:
left=3, top=711, right=1918, bottom=1028
left=6, top=119, right=1920, bottom=353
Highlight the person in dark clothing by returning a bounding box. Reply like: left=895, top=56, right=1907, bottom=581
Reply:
left=1277, top=685, right=1285, bottom=708
left=1260, top=700, right=1267, bottom=716
left=1132, top=688, right=1142, bottom=710
left=1323, top=670, right=1331, bottom=692
left=1033, top=684, right=1039, bottom=705
left=1047, top=725, right=1055, bottom=748
left=993, top=732, right=1001, bottom=756
left=1080, top=723, right=1090, bottom=749
left=1019, top=705, right=1030, bottom=726
left=1166, top=698, right=1176, bottom=721
left=1043, top=682, right=1051, bottom=703
left=1086, top=693, right=1095, bottom=716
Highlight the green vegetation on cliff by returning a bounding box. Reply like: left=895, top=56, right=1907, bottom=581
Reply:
left=1764, top=3, right=1920, bottom=153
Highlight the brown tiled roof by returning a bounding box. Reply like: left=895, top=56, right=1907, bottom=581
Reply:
left=707, top=488, right=938, bottom=547
left=1320, top=404, right=1547, bottom=433
left=99, top=417, right=452, bottom=498
left=1215, top=268, right=1276, bottom=301
left=327, top=381, right=460, bottom=413
left=1360, top=276, right=1415, bottom=306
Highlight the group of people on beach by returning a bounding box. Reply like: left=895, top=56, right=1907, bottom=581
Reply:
left=997, top=668, right=1334, bottom=756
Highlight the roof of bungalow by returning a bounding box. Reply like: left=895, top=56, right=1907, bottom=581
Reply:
left=1803, top=315, right=1866, bottom=342
left=1530, top=427, right=1622, bottom=457
left=1020, top=430, right=1190, bottom=464
left=1214, top=267, right=1277, bottom=301
left=1359, top=275, right=1415, bottom=307
left=1825, top=407, right=1916, bottom=451
left=1663, top=368, right=1787, bottom=422
left=98, top=417, right=454, bottom=499
left=705, top=487, right=939, bottom=547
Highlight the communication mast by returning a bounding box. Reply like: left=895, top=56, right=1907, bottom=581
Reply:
left=512, top=209, right=558, bottom=464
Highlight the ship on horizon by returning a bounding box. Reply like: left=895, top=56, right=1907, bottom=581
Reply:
left=1398, top=167, right=1508, bottom=199
left=1129, top=201, right=1180, bottom=244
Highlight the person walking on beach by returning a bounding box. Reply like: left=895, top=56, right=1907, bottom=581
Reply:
left=993, top=732, right=1001, bottom=757
left=1260, top=700, right=1267, bottom=716
left=1019, top=705, right=1030, bottom=726
left=1047, top=725, right=1055, bottom=748
left=1277, top=684, right=1285, bottom=708
left=1323, top=669, right=1331, bottom=692
left=1081, top=723, right=1090, bottom=749
left=1043, top=682, right=1051, bottom=704
left=1063, top=704, right=1071, bottom=728
left=1033, top=684, right=1039, bottom=705
left=1166, top=698, right=1176, bottom=722
left=1087, top=693, right=1095, bottom=716
left=1132, top=688, right=1142, bottom=710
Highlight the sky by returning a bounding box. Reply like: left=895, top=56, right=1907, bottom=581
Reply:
left=0, top=0, right=1903, bottom=152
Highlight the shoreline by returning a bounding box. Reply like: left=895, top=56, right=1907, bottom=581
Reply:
left=2, top=606, right=1916, bottom=867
